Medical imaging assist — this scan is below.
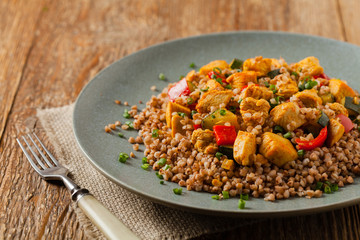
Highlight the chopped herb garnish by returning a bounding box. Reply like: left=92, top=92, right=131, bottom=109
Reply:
left=156, top=172, right=163, bottom=179
left=152, top=129, right=159, bottom=138
left=200, top=87, right=209, bottom=92
left=305, top=80, right=318, bottom=89
left=238, top=199, right=246, bottom=209
left=142, top=157, right=148, bottom=164
left=118, top=152, right=129, bottom=163
left=191, top=110, right=197, bottom=118
left=238, top=98, right=243, bottom=105
left=141, top=163, right=150, bottom=170
left=225, top=84, right=232, bottom=89
left=331, top=183, right=339, bottom=192
left=160, top=180, right=164, bottom=184
left=123, top=109, right=131, bottom=118
left=324, top=185, right=332, bottom=194
left=215, top=152, right=223, bottom=159
left=173, top=188, right=182, bottom=195
left=291, top=71, right=299, bottom=77
left=229, top=58, right=243, bottom=69
left=240, top=194, right=249, bottom=200
left=163, top=164, right=171, bottom=170
left=269, top=84, right=276, bottom=90
left=264, top=81, right=270, bottom=87
left=316, top=181, right=324, bottom=190
left=222, top=191, right=229, bottom=199
left=158, top=73, right=166, bottom=80
left=212, top=195, right=220, bottom=200
left=118, top=133, right=124, bottom=138
left=187, top=97, right=194, bottom=105
left=189, top=62, right=196, bottom=68
left=283, top=132, right=292, bottom=139
left=125, top=121, right=134, bottom=129
left=215, top=78, right=223, bottom=84
left=211, top=115, right=216, bottom=119
left=157, top=158, right=167, bottom=166
left=178, top=112, right=186, bottom=117
left=229, top=106, right=237, bottom=113
left=297, top=149, right=305, bottom=157
left=213, top=67, right=222, bottom=75
left=274, top=125, right=285, bottom=133
left=219, top=109, right=226, bottom=116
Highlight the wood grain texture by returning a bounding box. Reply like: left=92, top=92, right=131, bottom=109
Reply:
left=1, top=0, right=360, bottom=239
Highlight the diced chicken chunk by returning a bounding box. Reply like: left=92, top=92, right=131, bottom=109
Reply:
left=294, top=89, right=322, bottom=108
left=233, top=131, right=256, bottom=166
left=326, top=118, right=345, bottom=147
left=240, top=97, right=270, bottom=126
left=166, top=102, right=191, bottom=128
left=171, top=114, right=188, bottom=137
left=326, top=102, right=349, bottom=117
left=199, top=60, right=229, bottom=75
left=225, top=71, right=257, bottom=89
left=290, top=56, right=323, bottom=76
left=329, top=79, right=357, bottom=104
left=259, top=132, right=298, bottom=167
left=206, top=79, right=224, bottom=91
left=191, top=129, right=217, bottom=154
left=275, top=77, right=298, bottom=98
left=239, top=84, right=273, bottom=100
left=242, top=56, right=273, bottom=76
left=196, top=90, right=233, bottom=113
left=270, top=102, right=306, bottom=131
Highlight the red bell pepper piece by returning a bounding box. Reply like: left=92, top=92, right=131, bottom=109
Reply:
left=240, top=84, right=259, bottom=92
left=313, top=73, right=330, bottom=80
left=213, top=125, right=237, bottom=146
left=337, top=114, right=354, bottom=133
left=207, top=71, right=226, bottom=83
left=168, top=78, right=191, bottom=102
left=193, top=124, right=202, bottom=130
left=295, top=126, right=328, bottom=151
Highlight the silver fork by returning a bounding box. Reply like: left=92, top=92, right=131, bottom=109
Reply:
left=17, top=133, right=139, bottom=240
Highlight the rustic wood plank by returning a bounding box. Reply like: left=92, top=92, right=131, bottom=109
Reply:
left=1, top=0, right=360, bottom=239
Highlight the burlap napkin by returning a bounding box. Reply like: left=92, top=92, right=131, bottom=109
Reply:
left=36, top=104, right=258, bottom=240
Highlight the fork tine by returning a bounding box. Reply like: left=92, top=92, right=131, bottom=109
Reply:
left=33, top=133, right=59, bottom=166
left=16, top=138, right=43, bottom=175
left=27, top=134, right=54, bottom=168
left=22, top=136, right=47, bottom=169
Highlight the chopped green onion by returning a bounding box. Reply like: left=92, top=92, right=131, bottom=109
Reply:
left=141, top=163, right=150, bottom=170
left=225, top=84, right=232, bottom=89
left=358, top=126, right=360, bottom=131
left=240, top=194, right=249, bottom=200
left=331, top=183, right=338, bottom=192
left=156, top=172, right=163, bottom=179
left=152, top=129, right=159, bottom=138
left=215, top=78, right=223, bottom=84
left=158, top=73, right=166, bottom=80
left=200, top=87, right=209, bottom=92
left=219, top=109, right=226, bottom=116
left=213, top=67, right=222, bottom=75
left=187, top=97, right=194, bottom=105
left=238, top=98, right=243, bottom=105
left=229, top=58, right=243, bottom=69
left=269, top=84, right=276, bottom=90
left=160, top=180, right=164, bottom=184
left=189, top=62, right=196, bottom=68
left=274, top=125, right=285, bottom=133
left=118, top=152, right=129, bottom=163
left=125, top=121, right=134, bottom=129
left=215, top=152, right=223, bottom=159
left=222, top=191, right=229, bottom=199
left=229, top=106, right=237, bottom=113
left=123, top=109, right=131, bottom=118
left=178, top=112, right=186, bottom=117
left=157, top=158, right=167, bottom=166
left=291, top=71, right=299, bottom=77
left=297, top=149, right=305, bottom=157
left=283, top=132, right=292, bottom=139
left=142, top=157, right=148, bottom=164
left=316, top=181, right=323, bottom=190
left=264, top=81, right=270, bottom=87
left=118, top=133, right=124, bottom=138
left=238, top=199, right=246, bottom=209
left=173, top=188, right=182, bottom=195
left=191, top=110, right=197, bottom=118
left=212, top=195, right=220, bottom=200
left=324, top=185, right=332, bottom=194
left=211, top=115, right=216, bottom=119
left=163, top=164, right=171, bottom=170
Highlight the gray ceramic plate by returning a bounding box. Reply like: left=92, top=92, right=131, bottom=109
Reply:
left=74, top=31, right=360, bottom=217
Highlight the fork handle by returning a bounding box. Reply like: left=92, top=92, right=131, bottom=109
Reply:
left=77, top=194, right=139, bottom=240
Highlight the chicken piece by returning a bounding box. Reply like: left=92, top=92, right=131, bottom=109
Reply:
left=206, top=79, right=224, bottom=91
left=166, top=102, right=191, bottom=128
left=242, top=56, right=273, bottom=76
left=326, top=102, right=349, bottom=117
left=255, top=154, right=268, bottom=165
left=199, top=60, right=229, bottom=75
left=171, top=114, right=188, bottom=137
left=185, top=70, right=197, bottom=82
left=225, top=71, right=257, bottom=89
left=191, top=129, right=218, bottom=154
left=326, top=118, right=345, bottom=147
left=240, top=97, right=270, bottom=126
left=233, top=131, right=256, bottom=166
left=259, top=132, right=298, bottom=167
left=196, top=90, right=233, bottom=113
left=239, top=84, right=273, bottom=100
left=275, top=77, right=299, bottom=98
left=329, top=79, right=357, bottom=104
left=294, top=89, right=322, bottom=108
left=270, top=102, right=306, bottom=131
left=290, top=56, right=323, bottom=76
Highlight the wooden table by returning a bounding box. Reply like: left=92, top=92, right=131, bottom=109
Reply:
left=1, top=0, right=360, bottom=239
